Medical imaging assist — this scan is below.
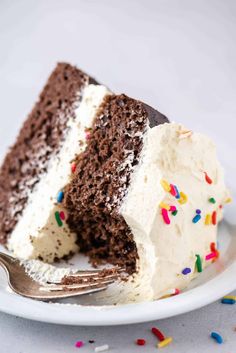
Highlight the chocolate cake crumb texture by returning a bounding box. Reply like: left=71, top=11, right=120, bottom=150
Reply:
left=0, top=63, right=96, bottom=244
left=64, top=94, right=168, bottom=273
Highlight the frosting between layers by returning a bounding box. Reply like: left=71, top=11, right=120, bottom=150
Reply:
left=8, top=85, right=111, bottom=261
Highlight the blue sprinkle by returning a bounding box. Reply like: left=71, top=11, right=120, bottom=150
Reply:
left=182, top=267, right=191, bottom=275
left=196, top=209, right=201, bottom=214
left=192, top=214, right=201, bottom=223
left=57, top=191, right=64, bottom=203
left=221, top=298, right=235, bottom=305
left=174, top=185, right=180, bottom=199
left=211, top=332, right=223, bottom=344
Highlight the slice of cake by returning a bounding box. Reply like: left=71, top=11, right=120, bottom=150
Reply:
left=0, top=63, right=230, bottom=303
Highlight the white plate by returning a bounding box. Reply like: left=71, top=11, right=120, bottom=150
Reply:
left=0, top=210, right=235, bottom=326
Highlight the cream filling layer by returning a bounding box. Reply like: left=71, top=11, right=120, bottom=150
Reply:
left=8, top=84, right=110, bottom=262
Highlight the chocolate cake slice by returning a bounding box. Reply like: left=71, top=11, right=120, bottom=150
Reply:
left=0, top=63, right=230, bottom=303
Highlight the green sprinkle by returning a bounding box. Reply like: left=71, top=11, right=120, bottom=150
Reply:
left=195, top=254, right=202, bottom=272
left=209, top=197, right=216, bottom=204
left=172, top=210, right=178, bottom=216
left=55, top=211, right=63, bottom=227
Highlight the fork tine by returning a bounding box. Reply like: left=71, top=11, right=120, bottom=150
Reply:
left=41, top=278, right=115, bottom=292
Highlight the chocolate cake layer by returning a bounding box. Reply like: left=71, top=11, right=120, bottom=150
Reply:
left=0, top=63, right=96, bottom=244
left=64, top=94, right=168, bottom=273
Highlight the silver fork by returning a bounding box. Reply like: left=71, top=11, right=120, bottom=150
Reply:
left=0, top=252, right=121, bottom=300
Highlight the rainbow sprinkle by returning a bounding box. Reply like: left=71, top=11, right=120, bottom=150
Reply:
left=170, top=184, right=177, bottom=197
left=160, top=179, right=171, bottom=192
left=195, top=254, right=202, bottom=272
left=55, top=211, right=63, bottom=227
left=211, top=332, right=223, bottom=344
left=178, top=191, right=188, bottom=204
left=172, top=210, right=178, bottom=216
left=157, top=337, right=173, bottom=348
left=221, top=298, right=235, bottom=304
left=204, top=172, right=213, bottom=184
left=212, top=211, right=217, bottom=225
left=209, top=197, right=216, bottom=204
left=205, top=214, right=211, bottom=225
left=75, top=341, right=84, bottom=348
left=71, top=162, right=76, bottom=173
left=159, top=202, right=171, bottom=211
left=59, top=211, right=66, bottom=221
left=182, top=267, right=191, bottom=275
left=205, top=251, right=218, bottom=261
left=161, top=208, right=170, bottom=225
left=136, top=339, right=146, bottom=346
left=57, top=191, right=64, bottom=203
left=193, top=210, right=201, bottom=223
left=95, top=345, right=109, bottom=352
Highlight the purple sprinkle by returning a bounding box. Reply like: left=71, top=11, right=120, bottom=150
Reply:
left=182, top=267, right=191, bottom=275
left=196, top=209, right=201, bottom=214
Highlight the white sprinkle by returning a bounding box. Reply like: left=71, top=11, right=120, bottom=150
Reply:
left=95, top=344, right=109, bottom=352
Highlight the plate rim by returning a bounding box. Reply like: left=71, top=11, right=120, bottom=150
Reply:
left=0, top=260, right=235, bottom=326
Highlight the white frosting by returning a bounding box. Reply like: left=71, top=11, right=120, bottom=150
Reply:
left=8, top=84, right=111, bottom=262
left=114, top=122, right=229, bottom=302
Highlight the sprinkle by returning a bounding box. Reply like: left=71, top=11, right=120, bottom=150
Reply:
left=170, top=184, right=177, bottom=197
left=204, top=172, right=213, bottom=184
left=192, top=214, right=201, bottom=223
left=95, top=345, right=109, bottom=352
left=210, top=242, right=216, bottom=252
left=59, top=211, right=66, bottom=221
left=161, top=208, right=170, bottom=225
left=223, top=295, right=236, bottom=300
left=221, top=298, right=235, bottom=304
left=57, top=191, right=64, bottom=203
left=219, top=204, right=223, bottom=209
left=174, top=185, right=180, bottom=199
left=136, top=339, right=146, bottom=346
left=71, top=162, right=76, bottom=173
left=205, top=251, right=217, bottom=261
left=212, top=211, right=217, bottom=225
left=211, top=332, right=223, bottom=344
left=55, top=211, right=63, bottom=227
left=161, top=288, right=180, bottom=298
left=172, top=210, right=178, bottom=216
left=157, top=337, right=173, bottom=348
left=160, top=179, right=171, bottom=192
left=195, top=255, right=202, bottom=272
left=225, top=197, right=232, bottom=204
left=75, top=341, right=84, bottom=348
left=89, top=340, right=95, bottom=344
left=182, top=267, right=191, bottom=275
left=205, top=214, right=211, bottom=225
left=159, top=202, right=171, bottom=211
left=196, top=209, right=201, bottom=214
left=151, top=327, right=165, bottom=341
left=169, top=205, right=176, bottom=212
left=178, top=130, right=193, bottom=139
left=209, top=197, right=216, bottom=204
left=178, top=191, right=188, bottom=204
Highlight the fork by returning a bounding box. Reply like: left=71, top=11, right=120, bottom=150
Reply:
left=0, top=252, right=121, bottom=301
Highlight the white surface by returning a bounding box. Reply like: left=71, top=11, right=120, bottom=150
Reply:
left=0, top=220, right=235, bottom=325
left=0, top=0, right=235, bottom=351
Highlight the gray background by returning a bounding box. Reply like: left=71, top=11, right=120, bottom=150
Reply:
left=0, top=0, right=235, bottom=352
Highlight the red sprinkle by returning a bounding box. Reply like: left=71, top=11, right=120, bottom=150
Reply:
left=71, top=162, right=76, bottom=173
left=170, top=184, right=177, bottom=197
left=204, top=172, right=213, bottom=184
left=219, top=205, right=223, bottom=209
left=136, top=339, right=146, bottom=346
left=59, top=211, right=65, bottom=221
left=151, top=327, right=165, bottom=342
left=210, top=242, right=216, bottom=252
left=212, top=211, right=217, bottom=225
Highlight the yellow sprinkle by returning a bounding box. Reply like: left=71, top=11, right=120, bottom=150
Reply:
left=223, top=295, right=236, bottom=300
left=160, top=179, right=171, bottom=192
left=159, top=202, right=171, bottom=211
left=178, top=191, right=188, bottom=204
left=225, top=197, right=232, bottom=204
left=205, top=214, right=211, bottom=225
left=157, top=337, right=173, bottom=348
